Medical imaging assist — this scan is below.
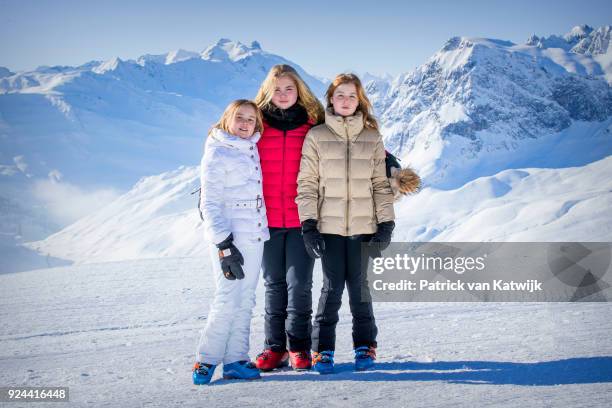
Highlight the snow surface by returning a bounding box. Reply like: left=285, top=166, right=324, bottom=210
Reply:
left=1, top=258, right=611, bottom=407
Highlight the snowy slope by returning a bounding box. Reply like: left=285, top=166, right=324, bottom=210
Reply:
left=26, top=165, right=204, bottom=263
left=26, top=155, right=612, bottom=265
left=369, top=25, right=612, bottom=189
left=393, top=155, right=612, bottom=242
left=1, top=258, right=611, bottom=407
left=25, top=165, right=203, bottom=264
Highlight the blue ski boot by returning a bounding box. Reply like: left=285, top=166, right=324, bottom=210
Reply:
left=223, top=360, right=261, bottom=380
left=354, top=346, right=376, bottom=371
left=312, top=351, right=334, bottom=374
left=193, top=362, right=216, bottom=385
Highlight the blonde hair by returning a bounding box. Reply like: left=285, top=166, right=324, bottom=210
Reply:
left=254, top=64, right=324, bottom=124
left=209, top=99, right=264, bottom=136
left=326, top=73, right=379, bottom=130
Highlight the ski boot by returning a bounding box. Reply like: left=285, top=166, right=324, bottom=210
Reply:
left=255, top=349, right=289, bottom=371
left=312, top=351, right=334, bottom=374
left=289, top=350, right=312, bottom=371
left=354, top=346, right=376, bottom=371
left=192, top=362, right=216, bottom=385
left=223, top=360, right=261, bottom=380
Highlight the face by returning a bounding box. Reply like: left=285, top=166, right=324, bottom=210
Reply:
left=331, top=82, right=359, bottom=117
left=228, top=105, right=257, bottom=139
left=271, top=76, right=298, bottom=109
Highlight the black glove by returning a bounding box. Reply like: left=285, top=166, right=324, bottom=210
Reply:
left=216, top=233, right=245, bottom=280
left=385, top=151, right=401, bottom=178
left=302, top=219, right=326, bottom=259
left=369, top=221, right=395, bottom=251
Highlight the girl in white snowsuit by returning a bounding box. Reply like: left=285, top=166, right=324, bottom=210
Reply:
left=193, top=100, right=269, bottom=385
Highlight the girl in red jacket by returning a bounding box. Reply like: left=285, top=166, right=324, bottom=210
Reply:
left=254, top=64, right=324, bottom=371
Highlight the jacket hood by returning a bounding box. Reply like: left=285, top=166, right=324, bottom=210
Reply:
left=324, top=107, right=364, bottom=140
left=207, top=128, right=261, bottom=150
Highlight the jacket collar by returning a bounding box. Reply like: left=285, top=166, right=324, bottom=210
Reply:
left=208, top=128, right=261, bottom=150
left=324, top=107, right=364, bottom=141
left=262, top=103, right=309, bottom=131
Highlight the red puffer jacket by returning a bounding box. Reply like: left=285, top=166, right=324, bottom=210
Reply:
left=258, top=120, right=314, bottom=228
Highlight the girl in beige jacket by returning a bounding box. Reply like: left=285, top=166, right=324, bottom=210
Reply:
left=296, top=73, right=395, bottom=373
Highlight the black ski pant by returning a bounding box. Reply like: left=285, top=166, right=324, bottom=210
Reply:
left=312, top=233, right=378, bottom=352
left=263, top=227, right=314, bottom=352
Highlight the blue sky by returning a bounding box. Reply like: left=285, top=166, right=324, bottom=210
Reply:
left=0, top=0, right=610, bottom=78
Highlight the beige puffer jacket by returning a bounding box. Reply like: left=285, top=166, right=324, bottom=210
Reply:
left=296, top=108, right=395, bottom=236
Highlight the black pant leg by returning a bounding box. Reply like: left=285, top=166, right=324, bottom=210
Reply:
left=262, top=228, right=288, bottom=351
left=346, top=235, right=378, bottom=349
left=311, top=234, right=347, bottom=352
left=285, top=228, right=315, bottom=351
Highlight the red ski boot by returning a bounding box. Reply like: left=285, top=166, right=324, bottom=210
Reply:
left=289, top=350, right=312, bottom=371
left=255, top=349, right=289, bottom=371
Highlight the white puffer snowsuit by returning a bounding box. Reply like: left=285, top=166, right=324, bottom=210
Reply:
left=196, top=128, right=269, bottom=365
left=199, top=128, right=270, bottom=246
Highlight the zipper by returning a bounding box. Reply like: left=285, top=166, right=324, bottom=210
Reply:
left=344, top=119, right=350, bottom=236
left=281, top=130, right=286, bottom=227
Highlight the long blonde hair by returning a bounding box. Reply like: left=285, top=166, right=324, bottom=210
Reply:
left=254, top=64, right=324, bottom=124
left=209, top=99, right=264, bottom=136
left=326, top=73, right=378, bottom=130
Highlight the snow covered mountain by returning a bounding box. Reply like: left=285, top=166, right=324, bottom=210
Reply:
left=370, top=25, right=612, bottom=189
left=5, top=26, right=612, bottom=270
left=526, top=24, right=611, bottom=56
left=0, top=38, right=324, bottom=190
left=27, top=155, right=612, bottom=264
left=0, top=39, right=325, bottom=254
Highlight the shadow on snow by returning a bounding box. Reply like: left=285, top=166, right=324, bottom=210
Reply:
left=239, top=357, right=612, bottom=386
